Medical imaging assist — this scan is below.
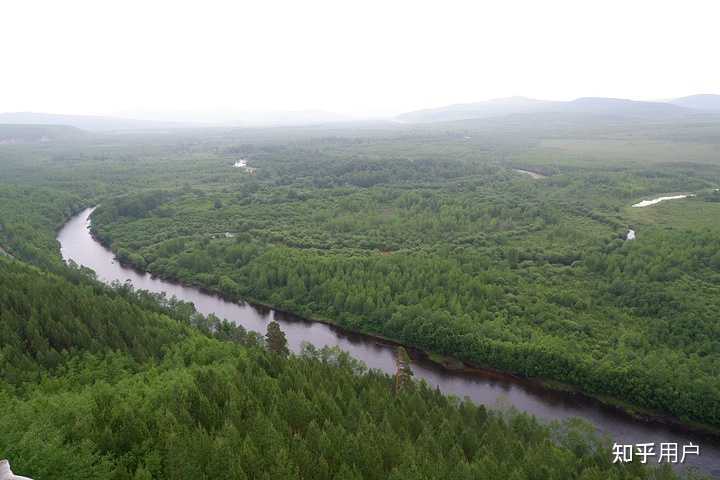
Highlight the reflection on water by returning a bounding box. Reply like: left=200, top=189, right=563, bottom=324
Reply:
left=513, top=168, right=546, bottom=179
left=632, top=194, right=694, bottom=208
left=58, top=208, right=720, bottom=477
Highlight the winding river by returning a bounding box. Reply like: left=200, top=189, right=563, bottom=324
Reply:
left=58, top=208, right=720, bottom=477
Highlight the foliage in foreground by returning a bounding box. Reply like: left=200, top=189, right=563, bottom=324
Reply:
left=0, top=258, right=685, bottom=479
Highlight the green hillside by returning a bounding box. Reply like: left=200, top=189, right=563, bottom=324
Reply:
left=0, top=257, right=679, bottom=479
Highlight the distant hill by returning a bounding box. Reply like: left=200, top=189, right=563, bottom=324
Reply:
left=0, top=124, right=85, bottom=143
left=397, top=96, right=706, bottom=123
left=397, top=97, right=553, bottom=123
left=670, top=94, right=720, bottom=111
left=556, top=97, right=691, bottom=117
left=0, top=112, right=190, bottom=131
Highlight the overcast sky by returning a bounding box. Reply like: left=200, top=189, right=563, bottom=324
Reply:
left=1, top=0, right=719, bottom=118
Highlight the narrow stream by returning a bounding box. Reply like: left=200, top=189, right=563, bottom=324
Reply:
left=58, top=208, right=720, bottom=477
left=513, top=168, right=546, bottom=179
left=633, top=194, right=694, bottom=208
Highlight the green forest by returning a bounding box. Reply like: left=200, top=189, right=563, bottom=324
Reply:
left=1, top=118, right=719, bottom=478
left=90, top=129, right=720, bottom=429
left=0, top=257, right=686, bottom=479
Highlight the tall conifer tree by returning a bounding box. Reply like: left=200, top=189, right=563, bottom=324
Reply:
left=265, top=321, right=289, bottom=357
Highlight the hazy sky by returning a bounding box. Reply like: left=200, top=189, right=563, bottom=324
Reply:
left=2, top=0, right=719, bottom=118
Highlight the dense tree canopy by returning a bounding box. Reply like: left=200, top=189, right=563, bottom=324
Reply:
left=90, top=163, right=720, bottom=428
left=0, top=257, right=686, bottom=479
left=1, top=117, right=718, bottom=478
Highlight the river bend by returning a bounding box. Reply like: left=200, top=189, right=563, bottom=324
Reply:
left=58, top=208, right=720, bottom=477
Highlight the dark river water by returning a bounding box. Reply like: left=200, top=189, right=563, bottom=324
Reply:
left=58, top=208, right=720, bottom=477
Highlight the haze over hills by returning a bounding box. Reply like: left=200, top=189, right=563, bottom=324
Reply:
left=559, top=97, right=689, bottom=116
left=3, top=95, right=720, bottom=132
left=397, top=95, right=720, bottom=123
left=669, top=94, right=720, bottom=111
left=395, top=97, right=553, bottom=123
left=0, top=110, right=356, bottom=132
left=114, top=109, right=356, bottom=127
left=0, top=112, right=192, bottom=131
left=0, top=124, right=85, bottom=143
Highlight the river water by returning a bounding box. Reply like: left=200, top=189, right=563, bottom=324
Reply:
left=513, top=168, right=546, bottom=179
left=58, top=208, right=720, bottom=477
left=633, top=194, right=694, bottom=208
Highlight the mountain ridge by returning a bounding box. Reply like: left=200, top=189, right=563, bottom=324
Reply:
left=670, top=94, right=720, bottom=111
left=397, top=95, right=718, bottom=123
